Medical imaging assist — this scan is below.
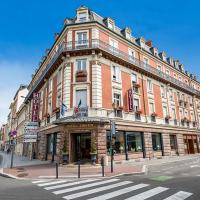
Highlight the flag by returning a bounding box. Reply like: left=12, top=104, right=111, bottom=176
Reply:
left=60, top=103, right=67, bottom=116
left=78, top=99, right=82, bottom=108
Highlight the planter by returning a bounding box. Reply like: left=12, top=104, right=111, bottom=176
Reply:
left=135, top=109, right=142, bottom=114
left=90, top=153, right=97, bottom=165
left=62, top=153, right=69, bottom=165
left=134, top=83, right=141, bottom=88
left=151, top=112, right=157, bottom=117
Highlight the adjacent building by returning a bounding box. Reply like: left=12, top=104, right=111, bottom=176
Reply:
left=19, top=6, right=200, bottom=163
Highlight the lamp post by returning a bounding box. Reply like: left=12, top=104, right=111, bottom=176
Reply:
left=110, top=120, right=116, bottom=173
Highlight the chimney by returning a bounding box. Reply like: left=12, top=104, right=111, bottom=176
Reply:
left=146, top=40, right=153, bottom=48
left=54, top=33, right=59, bottom=41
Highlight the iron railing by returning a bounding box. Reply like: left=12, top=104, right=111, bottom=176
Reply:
left=26, top=39, right=200, bottom=101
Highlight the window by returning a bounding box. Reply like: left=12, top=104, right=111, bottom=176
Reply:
left=47, top=134, right=53, bottom=154
left=179, top=76, right=182, bottom=82
left=108, top=21, right=114, bottom=30
left=131, top=73, right=137, bottom=83
left=109, top=39, right=118, bottom=54
left=77, top=32, right=87, bottom=45
left=113, top=93, right=121, bottom=106
left=57, top=69, right=62, bottom=84
left=147, top=79, right=152, bottom=92
left=128, top=49, right=135, bottom=61
left=149, top=102, right=155, bottom=113
left=157, top=65, right=162, bottom=71
left=48, top=79, right=52, bottom=92
left=76, top=90, right=87, bottom=107
left=113, top=131, right=124, bottom=154
left=127, top=132, right=143, bottom=152
left=78, top=12, right=87, bottom=22
left=166, top=70, right=170, bottom=75
left=77, top=59, right=86, bottom=71
left=163, top=106, right=167, bottom=117
left=179, top=109, right=183, bottom=119
left=144, top=58, right=148, bottom=68
left=56, top=91, right=61, bottom=108
left=172, top=108, right=176, bottom=119
left=112, top=66, right=120, bottom=82
left=170, top=135, right=177, bottom=150
left=134, top=99, right=139, bottom=111
left=161, top=85, right=166, bottom=98
left=169, top=89, right=173, bottom=101
left=48, top=98, right=52, bottom=113
left=152, top=133, right=162, bottom=151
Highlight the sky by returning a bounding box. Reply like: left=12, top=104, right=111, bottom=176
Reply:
left=0, top=0, right=200, bottom=125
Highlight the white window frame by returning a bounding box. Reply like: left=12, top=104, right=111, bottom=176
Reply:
left=147, top=79, right=152, bottom=93
left=76, top=59, right=87, bottom=71
left=143, top=57, right=149, bottom=68
left=48, top=79, right=52, bottom=92
left=149, top=102, right=155, bottom=113
left=112, top=65, right=120, bottom=82
left=76, top=89, right=87, bottom=108
left=113, top=93, right=121, bottom=106
left=78, top=11, right=87, bottom=22
left=76, top=31, right=88, bottom=46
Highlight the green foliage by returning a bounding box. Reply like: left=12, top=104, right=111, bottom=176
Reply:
left=90, top=137, right=97, bottom=154
left=62, top=139, right=68, bottom=154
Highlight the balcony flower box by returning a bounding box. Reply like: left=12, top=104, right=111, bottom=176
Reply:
left=133, top=82, right=141, bottom=88
left=151, top=112, right=157, bottom=117
left=135, top=109, right=142, bottom=114
left=76, top=70, right=87, bottom=82
left=181, top=117, right=187, bottom=122
left=118, top=106, right=123, bottom=110
left=53, top=107, right=60, bottom=113
left=179, top=99, right=183, bottom=103
left=165, top=115, right=171, bottom=119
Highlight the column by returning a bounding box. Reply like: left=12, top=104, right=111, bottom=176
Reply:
left=176, top=134, right=185, bottom=155
left=144, top=132, right=153, bottom=159
left=162, top=133, right=171, bottom=156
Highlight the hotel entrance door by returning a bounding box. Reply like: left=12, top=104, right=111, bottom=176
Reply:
left=72, top=133, right=91, bottom=162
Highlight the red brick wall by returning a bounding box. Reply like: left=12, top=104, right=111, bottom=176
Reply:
left=174, top=92, right=180, bottom=121
left=121, top=72, right=131, bottom=112
left=99, top=30, right=109, bottom=43
left=153, top=84, right=163, bottom=118
left=102, top=64, right=112, bottom=109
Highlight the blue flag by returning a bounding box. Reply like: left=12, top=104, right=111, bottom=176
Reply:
left=60, top=103, right=67, bottom=116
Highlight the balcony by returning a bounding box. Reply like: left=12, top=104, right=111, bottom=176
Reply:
left=26, top=39, right=200, bottom=101
left=73, top=106, right=88, bottom=117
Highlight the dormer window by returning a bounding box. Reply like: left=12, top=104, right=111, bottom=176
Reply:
left=78, top=12, right=87, bottom=22
left=108, top=20, right=114, bottom=30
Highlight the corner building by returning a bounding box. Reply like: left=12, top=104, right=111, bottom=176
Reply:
left=26, top=6, right=200, bottom=163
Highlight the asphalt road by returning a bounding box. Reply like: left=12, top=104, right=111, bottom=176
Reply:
left=0, top=157, right=200, bottom=199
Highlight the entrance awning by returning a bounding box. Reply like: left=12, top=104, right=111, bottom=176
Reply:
left=53, top=117, right=110, bottom=125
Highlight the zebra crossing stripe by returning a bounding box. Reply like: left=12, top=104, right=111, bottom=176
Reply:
left=44, top=179, right=97, bottom=190
left=37, top=180, right=68, bottom=187
left=53, top=178, right=119, bottom=195
left=163, top=191, right=193, bottom=200
left=124, top=186, right=168, bottom=200
left=63, top=181, right=132, bottom=200
left=32, top=180, right=52, bottom=184
left=87, top=183, right=149, bottom=200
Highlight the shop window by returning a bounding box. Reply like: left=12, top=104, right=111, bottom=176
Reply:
left=47, top=134, right=53, bottom=154
left=113, top=131, right=125, bottom=154
left=170, top=135, right=177, bottom=150
left=152, top=133, right=162, bottom=151
left=127, top=132, right=143, bottom=153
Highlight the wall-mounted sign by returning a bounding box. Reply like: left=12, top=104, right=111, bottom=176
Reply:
left=32, top=92, right=40, bottom=122
left=24, top=122, right=38, bottom=143
left=128, top=89, right=133, bottom=112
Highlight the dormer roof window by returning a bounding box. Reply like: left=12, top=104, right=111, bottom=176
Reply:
left=159, top=52, right=167, bottom=62
left=76, top=6, right=89, bottom=22
left=174, top=60, right=179, bottom=69
left=136, top=37, right=145, bottom=49
left=179, top=64, right=185, bottom=72
left=121, top=27, right=132, bottom=40
left=150, top=47, right=158, bottom=57
left=103, top=17, right=115, bottom=30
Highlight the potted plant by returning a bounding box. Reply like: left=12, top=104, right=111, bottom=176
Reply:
left=62, top=140, right=69, bottom=165
left=90, top=137, right=97, bottom=165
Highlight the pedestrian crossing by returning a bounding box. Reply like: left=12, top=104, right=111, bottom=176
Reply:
left=32, top=178, right=193, bottom=200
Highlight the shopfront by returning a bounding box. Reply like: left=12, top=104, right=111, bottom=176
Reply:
left=183, top=135, right=199, bottom=154
left=107, top=131, right=145, bottom=160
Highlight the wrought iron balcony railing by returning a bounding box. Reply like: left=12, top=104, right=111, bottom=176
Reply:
left=26, top=39, right=200, bottom=101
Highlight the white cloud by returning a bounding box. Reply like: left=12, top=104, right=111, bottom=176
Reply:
left=0, top=59, right=32, bottom=125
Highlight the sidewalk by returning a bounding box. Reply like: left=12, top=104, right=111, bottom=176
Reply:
left=1, top=154, right=200, bottom=179
left=0, top=151, right=50, bottom=168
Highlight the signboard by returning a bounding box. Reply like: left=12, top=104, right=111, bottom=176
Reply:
left=128, top=89, right=133, bottom=112
left=32, top=92, right=40, bottom=122
left=24, top=122, right=38, bottom=143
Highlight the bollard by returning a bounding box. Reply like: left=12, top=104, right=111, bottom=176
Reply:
left=56, top=162, right=58, bottom=179
left=78, top=159, right=81, bottom=178
left=101, top=157, right=105, bottom=177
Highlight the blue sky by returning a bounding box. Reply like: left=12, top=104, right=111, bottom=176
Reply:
left=0, top=0, right=200, bottom=124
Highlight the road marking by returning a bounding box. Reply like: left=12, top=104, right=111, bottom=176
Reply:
left=63, top=181, right=132, bottom=200
left=190, top=165, right=200, bottom=168
left=53, top=178, right=119, bottom=195
left=87, top=183, right=149, bottom=200
left=32, top=180, right=52, bottom=184
left=38, top=180, right=68, bottom=187
left=150, top=176, right=173, bottom=182
left=45, top=179, right=97, bottom=190
left=124, top=187, right=168, bottom=200
left=163, top=191, right=192, bottom=200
